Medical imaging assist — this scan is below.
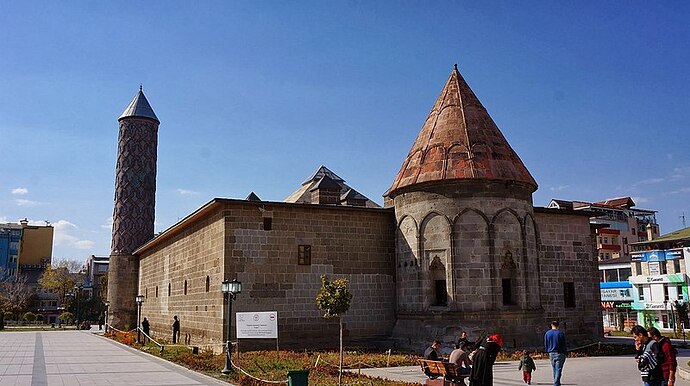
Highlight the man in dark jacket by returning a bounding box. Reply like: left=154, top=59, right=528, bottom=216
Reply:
left=172, top=315, right=180, bottom=344
left=648, top=327, right=677, bottom=386
left=424, top=340, right=442, bottom=360
left=632, top=325, right=664, bottom=386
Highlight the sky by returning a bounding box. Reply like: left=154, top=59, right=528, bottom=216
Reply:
left=1, top=1, right=689, bottom=264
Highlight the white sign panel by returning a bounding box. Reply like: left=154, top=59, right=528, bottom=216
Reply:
left=648, top=261, right=661, bottom=276
left=236, top=311, right=278, bottom=339
left=600, top=288, right=633, bottom=301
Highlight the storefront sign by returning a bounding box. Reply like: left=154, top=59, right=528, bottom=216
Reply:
left=601, top=301, right=633, bottom=310
left=601, top=288, right=633, bottom=301
left=644, top=303, right=668, bottom=310
left=666, top=249, right=683, bottom=259
left=648, top=261, right=661, bottom=276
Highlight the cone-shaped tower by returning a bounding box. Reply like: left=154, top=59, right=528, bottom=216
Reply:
left=107, top=87, right=159, bottom=329
left=390, top=65, right=542, bottom=348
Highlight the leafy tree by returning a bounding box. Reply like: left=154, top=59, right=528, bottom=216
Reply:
left=23, top=312, right=36, bottom=323
left=59, top=312, right=73, bottom=324
left=3, top=311, right=13, bottom=321
left=38, top=259, right=84, bottom=307
left=673, top=300, right=688, bottom=334
left=316, top=275, right=352, bottom=386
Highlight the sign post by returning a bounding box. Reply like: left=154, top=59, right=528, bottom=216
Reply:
left=236, top=311, right=279, bottom=351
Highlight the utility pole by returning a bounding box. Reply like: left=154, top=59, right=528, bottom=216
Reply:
left=681, top=212, right=686, bottom=228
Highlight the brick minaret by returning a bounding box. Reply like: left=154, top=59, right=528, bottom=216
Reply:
left=107, top=86, right=159, bottom=329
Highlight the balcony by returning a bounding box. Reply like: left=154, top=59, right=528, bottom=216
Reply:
left=598, top=244, right=622, bottom=251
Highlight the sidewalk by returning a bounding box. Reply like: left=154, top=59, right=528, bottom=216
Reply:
left=0, top=330, right=230, bottom=386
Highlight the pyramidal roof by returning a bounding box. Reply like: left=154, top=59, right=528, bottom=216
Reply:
left=388, top=65, right=537, bottom=197
left=119, top=86, right=159, bottom=122
left=285, top=165, right=380, bottom=208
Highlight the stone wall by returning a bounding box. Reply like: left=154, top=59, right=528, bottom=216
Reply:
left=534, top=208, right=604, bottom=343
left=222, top=200, right=397, bottom=349
left=137, top=200, right=396, bottom=350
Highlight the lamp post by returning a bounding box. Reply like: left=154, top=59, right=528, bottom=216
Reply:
left=664, top=299, right=669, bottom=330
left=104, top=301, right=110, bottom=333
left=74, top=285, right=83, bottom=328
left=221, top=279, right=242, bottom=375
left=135, top=295, right=145, bottom=344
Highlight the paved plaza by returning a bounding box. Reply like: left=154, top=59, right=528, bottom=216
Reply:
left=0, top=330, right=227, bottom=386
left=1, top=330, right=690, bottom=385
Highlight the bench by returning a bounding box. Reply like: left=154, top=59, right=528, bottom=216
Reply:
left=419, top=359, right=468, bottom=385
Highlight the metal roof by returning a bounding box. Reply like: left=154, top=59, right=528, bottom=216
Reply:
left=119, top=86, right=159, bottom=122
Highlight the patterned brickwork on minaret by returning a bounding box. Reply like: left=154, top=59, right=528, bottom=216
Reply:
left=107, top=88, right=159, bottom=329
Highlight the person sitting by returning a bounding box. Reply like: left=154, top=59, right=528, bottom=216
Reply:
left=424, top=340, right=443, bottom=360
left=449, top=341, right=473, bottom=383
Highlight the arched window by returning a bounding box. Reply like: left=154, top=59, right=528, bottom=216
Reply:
left=205, top=276, right=210, bottom=292
left=184, top=280, right=188, bottom=295
left=168, top=283, right=171, bottom=296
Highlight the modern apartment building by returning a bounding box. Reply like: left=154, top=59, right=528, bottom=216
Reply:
left=599, top=256, right=635, bottom=331
left=548, top=197, right=659, bottom=261
left=84, top=255, right=109, bottom=300
left=0, top=219, right=53, bottom=277
left=629, top=226, right=690, bottom=330
left=0, top=223, right=22, bottom=277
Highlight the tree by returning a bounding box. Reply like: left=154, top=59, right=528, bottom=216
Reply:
left=673, top=300, right=688, bottom=334
left=315, top=275, right=352, bottom=386
left=23, top=312, right=36, bottom=323
left=38, top=259, right=83, bottom=307
left=59, top=312, right=73, bottom=325
left=0, top=269, right=36, bottom=318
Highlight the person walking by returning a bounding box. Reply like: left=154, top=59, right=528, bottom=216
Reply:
left=141, top=317, right=150, bottom=343
left=172, top=315, right=180, bottom=344
left=544, top=320, right=567, bottom=386
left=518, top=351, right=537, bottom=385
left=648, top=327, right=677, bottom=386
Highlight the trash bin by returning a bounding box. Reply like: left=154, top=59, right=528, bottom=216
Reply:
left=287, top=370, right=309, bottom=386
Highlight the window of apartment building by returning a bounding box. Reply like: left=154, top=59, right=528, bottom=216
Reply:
left=639, top=287, right=644, bottom=301
left=298, top=245, right=311, bottom=265
left=184, top=280, right=188, bottom=295
left=678, top=285, right=684, bottom=300
left=206, top=276, right=210, bottom=292
left=605, top=270, right=618, bottom=282
left=597, top=237, right=602, bottom=244
left=619, top=268, right=631, bottom=281
left=263, top=217, right=272, bottom=231
left=631, top=227, right=636, bottom=234
left=604, top=237, right=609, bottom=244
left=674, top=259, right=682, bottom=274
left=664, top=285, right=669, bottom=301
left=660, top=262, right=667, bottom=275
left=635, top=262, right=642, bottom=275
left=563, top=282, right=576, bottom=308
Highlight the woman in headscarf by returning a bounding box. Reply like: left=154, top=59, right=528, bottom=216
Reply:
left=469, top=334, right=503, bottom=386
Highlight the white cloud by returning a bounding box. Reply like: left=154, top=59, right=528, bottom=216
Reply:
left=15, top=198, right=46, bottom=207
left=101, top=216, right=113, bottom=230
left=668, top=187, right=690, bottom=195
left=177, top=189, right=200, bottom=196
left=11, top=187, right=28, bottom=195
left=549, top=185, right=570, bottom=192
left=53, top=219, right=94, bottom=250
left=632, top=196, right=649, bottom=204
left=632, top=178, right=664, bottom=187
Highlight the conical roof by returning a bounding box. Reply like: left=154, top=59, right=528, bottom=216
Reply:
left=119, top=86, right=159, bottom=122
left=388, top=65, right=537, bottom=197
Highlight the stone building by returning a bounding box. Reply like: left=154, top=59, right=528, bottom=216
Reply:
left=107, top=65, right=603, bottom=351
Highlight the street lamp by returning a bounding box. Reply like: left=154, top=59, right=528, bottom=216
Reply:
left=104, top=301, right=110, bottom=333
left=74, top=285, right=83, bottom=328
left=135, top=295, right=145, bottom=343
left=221, top=279, right=242, bottom=375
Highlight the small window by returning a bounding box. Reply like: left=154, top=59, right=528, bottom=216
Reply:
left=564, top=282, right=575, bottom=308
left=434, top=280, right=448, bottom=306
left=184, top=280, right=188, bottom=295
left=635, top=262, right=642, bottom=275
left=145, top=288, right=148, bottom=299
left=298, top=245, right=311, bottom=265
left=263, top=217, right=272, bottom=231
left=664, top=285, right=669, bottom=301
left=678, top=285, right=684, bottom=300
left=156, top=286, right=158, bottom=298
left=502, top=278, right=514, bottom=305
left=206, top=276, right=210, bottom=292
left=639, top=287, right=644, bottom=301
left=168, top=283, right=171, bottom=296
left=674, top=259, right=681, bottom=274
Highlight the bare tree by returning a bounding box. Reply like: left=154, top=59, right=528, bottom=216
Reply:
left=0, top=268, right=36, bottom=318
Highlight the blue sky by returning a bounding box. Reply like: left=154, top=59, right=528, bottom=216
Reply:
left=1, top=2, right=689, bottom=263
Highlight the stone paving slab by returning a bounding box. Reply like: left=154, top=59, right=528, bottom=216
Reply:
left=0, top=331, right=230, bottom=386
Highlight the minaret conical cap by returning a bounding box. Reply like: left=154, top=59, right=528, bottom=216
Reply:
left=388, top=65, right=537, bottom=197
left=119, top=86, right=159, bottom=122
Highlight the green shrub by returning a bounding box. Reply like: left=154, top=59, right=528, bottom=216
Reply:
left=23, top=312, right=37, bottom=322
left=59, top=312, right=73, bottom=322
left=4, top=311, right=13, bottom=321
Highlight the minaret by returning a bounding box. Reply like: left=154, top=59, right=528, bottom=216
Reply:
left=107, top=86, right=159, bottom=329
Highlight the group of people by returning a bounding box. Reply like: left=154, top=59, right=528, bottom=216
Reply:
left=423, top=319, right=679, bottom=386
left=135, top=315, right=181, bottom=344
left=422, top=320, right=567, bottom=386
left=632, top=325, right=678, bottom=386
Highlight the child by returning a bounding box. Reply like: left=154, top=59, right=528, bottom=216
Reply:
left=518, top=352, right=536, bottom=385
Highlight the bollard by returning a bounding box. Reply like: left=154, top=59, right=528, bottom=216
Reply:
left=287, top=369, right=309, bottom=386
